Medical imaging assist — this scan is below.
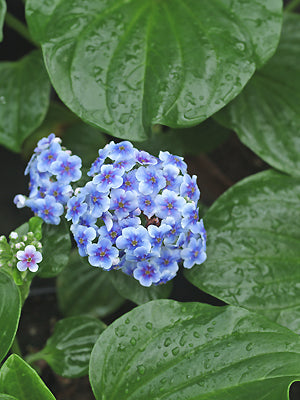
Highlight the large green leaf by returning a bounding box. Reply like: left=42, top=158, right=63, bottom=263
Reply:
left=0, top=355, right=55, bottom=400
left=28, top=316, right=105, bottom=378
left=89, top=300, right=300, bottom=400
left=57, top=251, right=124, bottom=318
left=0, top=271, right=21, bottom=363
left=25, top=0, right=282, bottom=140
left=109, top=270, right=172, bottom=305
left=0, top=51, right=50, bottom=152
left=185, top=170, right=300, bottom=334
left=215, top=13, right=300, bottom=176
left=38, top=220, right=71, bottom=278
left=0, top=0, right=6, bottom=42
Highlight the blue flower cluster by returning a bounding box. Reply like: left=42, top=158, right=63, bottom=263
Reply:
left=68, top=141, right=207, bottom=287
left=14, top=134, right=82, bottom=225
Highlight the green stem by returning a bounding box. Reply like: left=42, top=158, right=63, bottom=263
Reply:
left=25, top=351, right=43, bottom=365
left=10, top=337, right=22, bottom=357
left=285, top=0, right=300, bottom=12
left=4, top=12, right=37, bottom=46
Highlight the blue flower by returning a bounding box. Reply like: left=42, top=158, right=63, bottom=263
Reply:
left=98, top=222, right=122, bottom=245
left=148, top=224, right=171, bottom=253
left=87, top=238, right=119, bottom=270
left=138, top=194, right=156, bottom=218
left=109, top=141, right=135, bottom=160
left=79, top=213, right=98, bottom=229
left=181, top=238, right=206, bottom=269
left=48, top=182, right=72, bottom=204
left=181, top=203, right=201, bottom=234
left=72, top=225, right=96, bottom=256
left=162, top=217, right=183, bottom=246
left=156, top=248, right=180, bottom=283
left=133, top=261, right=161, bottom=287
left=126, top=246, right=152, bottom=262
left=110, top=189, right=138, bottom=219
left=180, top=174, right=200, bottom=203
left=162, top=165, right=183, bottom=192
left=155, top=189, right=186, bottom=219
left=16, top=244, right=43, bottom=272
left=37, top=141, right=62, bottom=172
left=83, top=182, right=110, bottom=217
left=116, top=226, right=151, bottom=253
left=33, top=195, right=64, bottom=225
left=93, top=165, right=123, bottom=192
left=87, top=146, right=110, bottom=176
left=50, top=152, right=82, bottom=184
left=34, top=133, right=60, bottom=153
left=113, top=158, right=136, bottom=173
left=159, top=151, right=187, bottom=173
left=136, top=166, right=166, bottom=195
left=66, top=194, right=88, bottom=224
left=120, top=170, right=139, bottom=192
left=135, top=150, right=158, bottom=165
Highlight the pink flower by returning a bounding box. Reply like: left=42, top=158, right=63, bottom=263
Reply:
left=16, top=245, right=42, bottom=272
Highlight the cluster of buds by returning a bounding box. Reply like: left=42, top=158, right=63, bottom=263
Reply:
left=0, top=231, right=42, bottom=273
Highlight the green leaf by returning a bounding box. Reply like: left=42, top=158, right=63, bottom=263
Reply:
left=0, top=355, right=55, bottom=400
left=0, top=272, right=21, bottom=363
left=62, top=121, right=107, bottom=167
left=109, top=270, right=172, bottom=305
left=28, top=217, right=43, bottom=241
left=89, top=300, right=300, bottom=400
left=0, top=0, right=6, bottom=42
left=0, top=395, right=19, bottom=400
left=185, top=170, right=300, bottom=334
left=25, top=0, right=282, bottom=140
left=30, top=316, right=105, bottom=378
left=0, top=50, right=50, bottom=152
left=135, top=119, right=231, bottom=157
left=38, top=221, right=71, bottom=278
left=215, top=13, right=300, bottom=177
left=57, top=251, right=124, bottom=318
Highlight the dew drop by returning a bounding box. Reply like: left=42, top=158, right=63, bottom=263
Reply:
left=172, top=347, right=179, bottom=356
left=193, top=331, right=200, bottom=338
left=130, top=337, right=136, bottom=346
left=163, top=351, right=168, bottom=357
left=137, top=365, right=145, bottom=375
left=145, top=322, right=153, bottom=330
left=179, top=333, right=187, bottom=346
left=164, top=337, right=172, bottom=347
left=214, top=352, right=220, bottom=358
left=246, top=342, right=253, bottom=352
left=125, top=318, right=130, bottom=324
left=132, top=325, right=138, bottom=331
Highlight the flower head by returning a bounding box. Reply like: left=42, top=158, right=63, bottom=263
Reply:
left=16, top=245, right=42, bottom=272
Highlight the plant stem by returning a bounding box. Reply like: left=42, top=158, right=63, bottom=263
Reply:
left=4, top=12, right=37, bottom=46
left=285, top=0, right=300, bottom=12
left=10, top=336, right=22, bottom=357
left=25, top=351, right=42, bottom=365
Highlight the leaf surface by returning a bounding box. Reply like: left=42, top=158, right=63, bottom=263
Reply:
left=185, top=170, right=300, bottom=333
left=0, top=51, right=50, bottom=152
left=216, top=13, right=300, bottom=176
left=90, top=300, right=300, bottom=400
left=0, top=355, right=55, bottom=400
left=26, top=0, right=282, bottom=140
left=57, top=251, right=124, bottom=318
left=0, top=272, right=21, bottom=363
left=33, top=316, right=105, bottom=378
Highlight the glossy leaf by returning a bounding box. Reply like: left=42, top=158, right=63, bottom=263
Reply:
left=0, top=355, right=55, bottom=400
left=135, top=119, right=231, bottom=156
left=0, top=395, right=19, bottom=400
left=0, top=50, right=50, bottom=152
left=25, top=0, right=282, bottom=140
left=31, top=316, right=105, bottom=378
left=57, top=251, right=124, bottom=318
left=216, top=13, right=300, bottom=176
left=90, top=300, right=300, bottom=400
left=185, top=170, right=300, bottom=333
left=0, top=0, right=6, bottom=42
left=38, top=220, right=71, bottom=278
left=0, top=272, right=21, bottom=363
left=109, top=270, right=172, bottom=305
